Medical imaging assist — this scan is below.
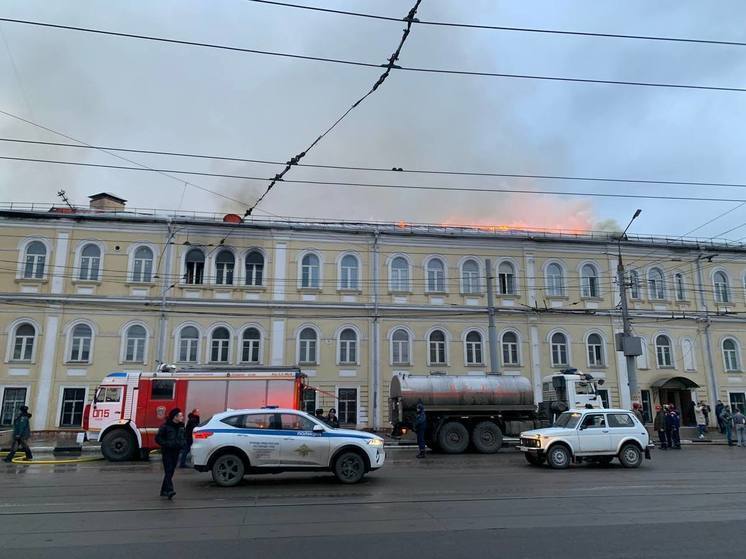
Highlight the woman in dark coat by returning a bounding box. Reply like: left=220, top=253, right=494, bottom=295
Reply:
left=179, top=409, right=200, bottom=468
left=156, top=408, right=185, bottom=499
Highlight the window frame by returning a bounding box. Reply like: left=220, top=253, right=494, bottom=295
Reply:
left=9, top=322, right=37, bottom=363
left=501, top=330, right=520, bottom=366
left=425, top=257, right=447, bottom=293
left=460, top=258, right=481, bottom=295
left=78, top=243, right=102, bottom=282
left=464, top=330, right=484, bottom=366
left=338, top=253, right=361, bottom=291
left=714, top=270, right=730, bottom=304
left=722, top=338, right=740, bottom=372
left=390, top=327, right=412, bottom=366
left=299, top=251, right=322, bottom=290
left=214, top=250, right=236, bottom=286
left=0, top=386, right=29, bottom=427
left=497, top=260, right=516, bottom=296
left=545, top=262, right=566, bottom=297
left=176, top=324, right=201, bottom=363
left=427, top=329, right=448, bottom=366
left=240, top=326, right=263, bottom=364
left=297, top=326, right=320, bottom=365
left=337, top=327, right=359, bottom=365
left=184, top=248, right=206, bottom=286
left=209, top=326, right=232, bottom=363
left=130, top=244, right=155, bottom=284
left=122, top=323, right=148, bottom=364
left=550, top=331, right=570, bottom=367
left=580, top=263, right=600, bottom=298
left=66, top=322, right=95, bottom=364
left=22, top=240, right=47, bottom=280
left=655, top=334, right=674, bottom=368
left=58, top=386, right=87, bottom=428
left=244, top=249, right=266, bottom=287
left=586, top=333, right=605, bottom=368
left=647, top=267, right=666, bottom=301
left=336, top=386, right=359, bottom=426
left=389, top=255, right=411, bottom=293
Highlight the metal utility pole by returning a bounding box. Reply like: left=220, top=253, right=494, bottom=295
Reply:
left=485, top=258, right=500, bottom=374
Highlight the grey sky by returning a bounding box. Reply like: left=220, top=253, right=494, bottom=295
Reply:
left=1, top=0, right=745, bottom=238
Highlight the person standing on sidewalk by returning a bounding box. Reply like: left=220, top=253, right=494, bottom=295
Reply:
left=632, top=402, right=644, bottom=424
left=653, top=404, right=667, bottom=450
left=179, top=409, right=200, bottom=468
left=733, top=409, right=746, bottom=447
left=695, top=402, right=707, bottom=440
left=715, top=400, right=725, bottom=433
left=702, top=403, right=711, bottom=433
left=414, top=402, right=427, bottom=459
left=156, top=408, right=185, bottom=499
left=2, top=405, right=33, bottom=463
left=720, top=405, right=734, bottom=447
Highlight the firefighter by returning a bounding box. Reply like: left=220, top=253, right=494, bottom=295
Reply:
left=156, top=408, right=185, bottom=499
left=2, top=405, right=33, bottom=462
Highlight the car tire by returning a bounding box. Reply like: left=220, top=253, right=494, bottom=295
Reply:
left=333, top=451, right=366, bottom=484
left=524, top=453, right=545, bottom=466
left=546, top=444, right=571, bottom=469
left=618, top=444, right=643, bottom=468
left=101, top=429, right=136, bottom=462
left=212, top=454, right=246, bottom=487
left=437, top=421, right=470, bottom=454
left=472, top=421, right=503, bottom=454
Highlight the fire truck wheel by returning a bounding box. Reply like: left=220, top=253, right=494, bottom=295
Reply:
left=333, top=451, right=366, bottom=484
left=101, top=429, right=136, bottom=462
left=472, top=421, right=503, bottom=454
left=437, top=421, right=470, bottom=454
left=212, top=454, right=246, bottom=487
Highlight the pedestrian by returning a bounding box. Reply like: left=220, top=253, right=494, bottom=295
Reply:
left=632, top=402, right=644, bottom=423
left=414, top=402, right=427, bottom=459
left=702, top=403, right=711, bottom=433
left=156, top=408, right=185, bottom=499
left=733, top=409, right=746, bottom=447
left=665, top=405, right=681, bottom=449
left=694, top=402, right=707, bottom=440
left=315, top=408, right=326, bottom=423
left=720, top=406, right=734, bottom=447
left=179, top=408, right=200, bottom=468
left=715, top=400, right=725, bottom=433
left=653, top=404, right=667, bottom=450
left=325, top=408, right=340, bottom=428
left=2, top=405, right=33, bottom=463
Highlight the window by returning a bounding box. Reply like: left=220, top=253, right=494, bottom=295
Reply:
left=655, top=335, right=673, bottom=368
left=551, top=332, right=569, bottom=367
left=151, top=379, right=175, bottom=400
left=546, top=263, right=564, bottom=297
left=498, top=261, right=515, bottom=295
left=215, top=251, right=235, bottom=285
left=185, top=249, right=205, bottom=285
left=714, top=271, right=730, bottom=303
left=299, top=327, right=318, bottom=364
left=465, top=331, right=483, bottom=365
left=391, top=257, right=409, bottom=292
left=339, top=328, right=358, bottom=364
left=301, top=387, right=317, bottom=414
left=245, top=251, right=264, bottom=286
left=629, top=270, right=641, bottom=299
left=502, top=331, right=519, bottom=365
left=132, top=246, right=153, bottom=283
left=426, top=258, right=446, bottom=292
left=338, top=388, right=357, bottom=425
left=607, top=413, right=635, bottom=428
left=178, top=326, right=199, bottom=362
left=23, top=241, right=46, bottom=279
left=587, top=333, right=604, bottom=367
left=241, top=328, right=261, bottom=363
left=392, top=329, right=410, bottom=365
left=280, top=413, right=316, bottom=431
left=730, top=392, right=746, bottom=414
left=429, top=330, right=447, bottom=365
left=301, top=253, right=320, bottom=288
left=723, top=338, right=740, bottom=372
left=79, top=244, right=101, bottom=281
left=581, top=264, right=599, bottom=298
left=580, top=414, right=606, bottom=429
left=12, top=323, right=35, bottom=361
left=648, top=268, right=665, bottom=300
left=69, top=324, right=92, bottom=362
left=674, top=273, right=686, bottom=301
left=1, top=388, right=27, bottom=426
left=59, top=388, right=86, bottom=427
left=461, top=259, right=480, bottom=294
left=95, top=387, right=121, bottom=403
left=340, top=254, right=359, bottom=290
left=124, top=324, right=147, bottom=363
left=210, top=327, right=231, bottom=363
left=244, top=413, right=276, bottom=429
left=597, top=389, right=610, bottom=408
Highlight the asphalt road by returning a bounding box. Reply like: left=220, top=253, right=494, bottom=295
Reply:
left=2, top=445, right=746, bottom=558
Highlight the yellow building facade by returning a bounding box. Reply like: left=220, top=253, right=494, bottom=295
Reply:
left=2, top=195, right=745, bottom=431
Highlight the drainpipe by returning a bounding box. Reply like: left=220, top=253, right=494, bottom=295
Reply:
left=695, top=254, right=719, bottom=413
left=155, top=219, right=174, bottom=365
left=371, top=229, right=381, bottom=428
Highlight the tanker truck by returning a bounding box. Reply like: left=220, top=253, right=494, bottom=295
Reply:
left=389, top=369, right=604, bottom=454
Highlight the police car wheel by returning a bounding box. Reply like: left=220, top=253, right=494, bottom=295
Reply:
left=334, top=452, right=365, bottom=484
left=618, top=444, right=642, bottom=468
left=212, top=454, right=245, bottom=487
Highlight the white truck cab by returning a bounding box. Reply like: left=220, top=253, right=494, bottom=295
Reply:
left=539, top=369, right=605, bottom=420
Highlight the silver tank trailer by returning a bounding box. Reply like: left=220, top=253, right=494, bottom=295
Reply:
left=390, top=374, right=534, bottom=409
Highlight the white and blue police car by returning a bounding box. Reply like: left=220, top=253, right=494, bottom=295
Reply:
left=191, top=408, right=386, bottom=486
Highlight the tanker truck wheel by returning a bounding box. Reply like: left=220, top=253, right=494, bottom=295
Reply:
left=472, top=421, right=503, bottom=454
left=437, top=421, right=470, bottom=454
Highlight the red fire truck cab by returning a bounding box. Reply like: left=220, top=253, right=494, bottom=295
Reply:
left=84, top=367, right=307, bottom=461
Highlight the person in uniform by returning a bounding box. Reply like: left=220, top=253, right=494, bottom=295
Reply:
left=156, top=408, right=185, bottom=499
left=2, top=405, right=33, bottom=462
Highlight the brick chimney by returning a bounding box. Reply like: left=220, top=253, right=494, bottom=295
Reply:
left=89, top=192, right=126, bottom=211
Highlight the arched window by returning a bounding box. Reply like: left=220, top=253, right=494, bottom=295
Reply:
left=655, top=335, right=673, bottom=368
left=546, top=263, right=564, bottom=297
left=340, top=255, right=359, bottom=290
left=426, top=258, right=446, bottom=292
left=390, top=257, right=409, bottom=292
left=502, top=331, right=519, bottom=366
left=429, top=330, right=447, bottom=365
left=674, top=273, right=686, bottom=301
left=550, top=333, right=568, bottom=367
left=581, top=264, right=598, bottom=298
left=245, top=251, right=264, bottom=286
left=178, top=326, right=199, bottom=362
left=465, top=331, right=483, bottom=365
left=723, top=338, right=740, bottom=372
left=587, top=333, right=604, bottom=367
left=241, top=328, right=261, bottom=363
left=714, top=271, right=730, bottom=303
left=299, top=327, right=318, bottom=364
left=132, top=246, right=154, bottom=283
left=301, top=253, right=320, bottom=288
left=69, top=324, right=93, bottom=362
left=392, top=329, right=410, bottom=365
left=210, top=327, right=231, bottom=363
left=23, top=241, right=46, bottom=279
left=185, top=249, right=205, bottom=285
left=629, top=270, right=641, bottom=299
left=79, top=244, right=101, bottom=281
left=648, top=268, right=665, bottom=300
left=12, top=323, right=35, bottom=361
left=461, top=259, right=480, bottom=294
left=498, top=261, right=515, bottom=295
left=215, top=251, right=235, bottom=285
left=339, top=328, right=358, bottom=364
left=124, top=324, right=147, bottom=363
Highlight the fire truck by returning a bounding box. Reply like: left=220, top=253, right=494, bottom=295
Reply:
left=83, top=366, right=307, bottom=461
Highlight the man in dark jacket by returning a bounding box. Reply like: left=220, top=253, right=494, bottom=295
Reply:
left=3, top=405, right=33, bottom=462
left=325, top=408, right=340, bottom=429
left=653, top=404, right=667, bottom=450
left=179, top=409, right=200, bottom=468
left=156, top=408, right=185, bottom=499
left=715, top=400, right=725, bottom=433
left=665, top=405, right=681, bottom=449
left=414, top=402, right=427, bottom=459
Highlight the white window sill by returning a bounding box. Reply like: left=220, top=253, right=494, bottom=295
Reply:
left=15, top=277, right=48, bottom=284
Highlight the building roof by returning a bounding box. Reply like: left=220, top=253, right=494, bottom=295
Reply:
left=89, top=192, right=127, bottom=203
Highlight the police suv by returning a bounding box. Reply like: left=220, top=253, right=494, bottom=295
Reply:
left=191, top=408, right=386, bottom=486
